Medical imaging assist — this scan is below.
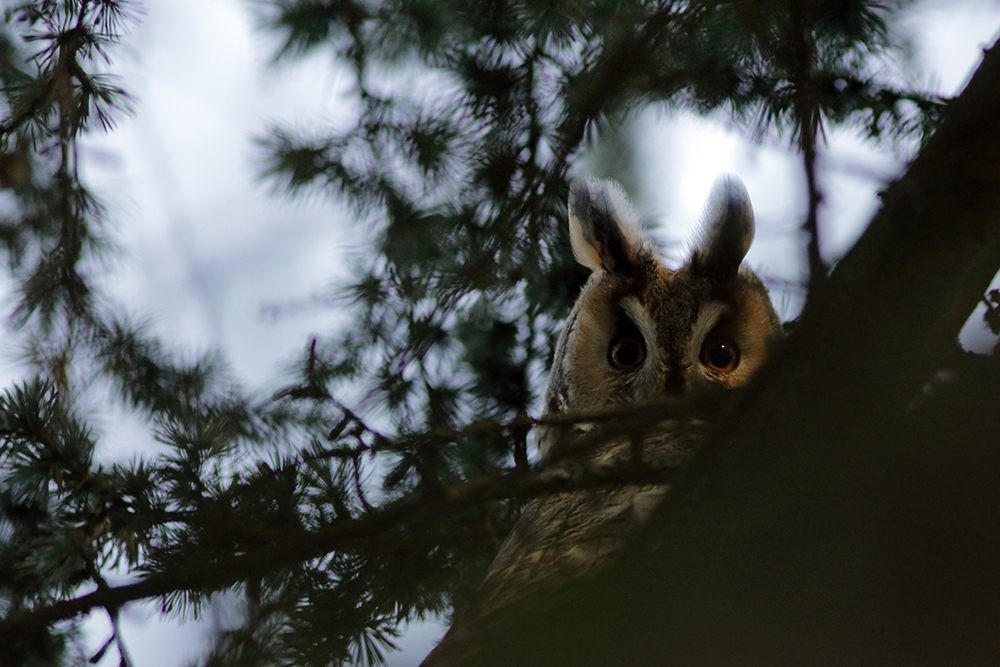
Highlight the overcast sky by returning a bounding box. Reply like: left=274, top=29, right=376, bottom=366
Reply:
left=9, top=0, right=1000, bottom=665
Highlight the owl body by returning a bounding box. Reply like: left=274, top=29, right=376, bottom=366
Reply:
left=421, top=176, right=782, bottom=666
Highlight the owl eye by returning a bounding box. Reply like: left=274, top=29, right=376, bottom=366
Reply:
left=608, top=336, right=646, bottom=371
left=701, top=340, right=740, bottom=373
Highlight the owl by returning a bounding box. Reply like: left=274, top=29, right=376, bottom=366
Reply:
left=421, top=175, right=783, bottom=666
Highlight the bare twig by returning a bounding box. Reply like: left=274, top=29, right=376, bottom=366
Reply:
left=790, top=2, right=828, bottom=291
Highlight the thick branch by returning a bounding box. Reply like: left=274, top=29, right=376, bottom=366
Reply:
left=452, top=36, right=1000, bottom=667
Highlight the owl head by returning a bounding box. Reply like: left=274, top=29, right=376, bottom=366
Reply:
left=541, top=175, right=782, bottom=457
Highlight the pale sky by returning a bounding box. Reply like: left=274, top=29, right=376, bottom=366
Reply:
left=7, top=0, right=1000, bottom=665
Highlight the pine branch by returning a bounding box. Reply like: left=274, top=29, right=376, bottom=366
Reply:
left=0, top=441, right=686, bottom=633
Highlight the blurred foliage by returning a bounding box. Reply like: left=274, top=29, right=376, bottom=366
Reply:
left=257, top=0, right=944, bottom=437
left=0, top=1, right=992, bottom=667
left=984, top=288, right=1000, bottom=337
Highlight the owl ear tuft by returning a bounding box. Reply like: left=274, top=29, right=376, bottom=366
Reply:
left=690, top=175, right=755, bottom=282
left=568, top=177, right=645, bottom=274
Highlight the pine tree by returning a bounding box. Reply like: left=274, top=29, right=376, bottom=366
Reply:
left=0, top=1, right=997, bottom=666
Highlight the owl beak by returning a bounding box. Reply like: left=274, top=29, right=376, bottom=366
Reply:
left=664, top=372, right=685, bottom=396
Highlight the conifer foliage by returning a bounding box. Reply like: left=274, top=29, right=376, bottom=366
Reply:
left=0, top=1, right=995, bottom=666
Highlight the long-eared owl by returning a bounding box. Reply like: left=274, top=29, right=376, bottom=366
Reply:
left=421, top=175, right=783, bottom=666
